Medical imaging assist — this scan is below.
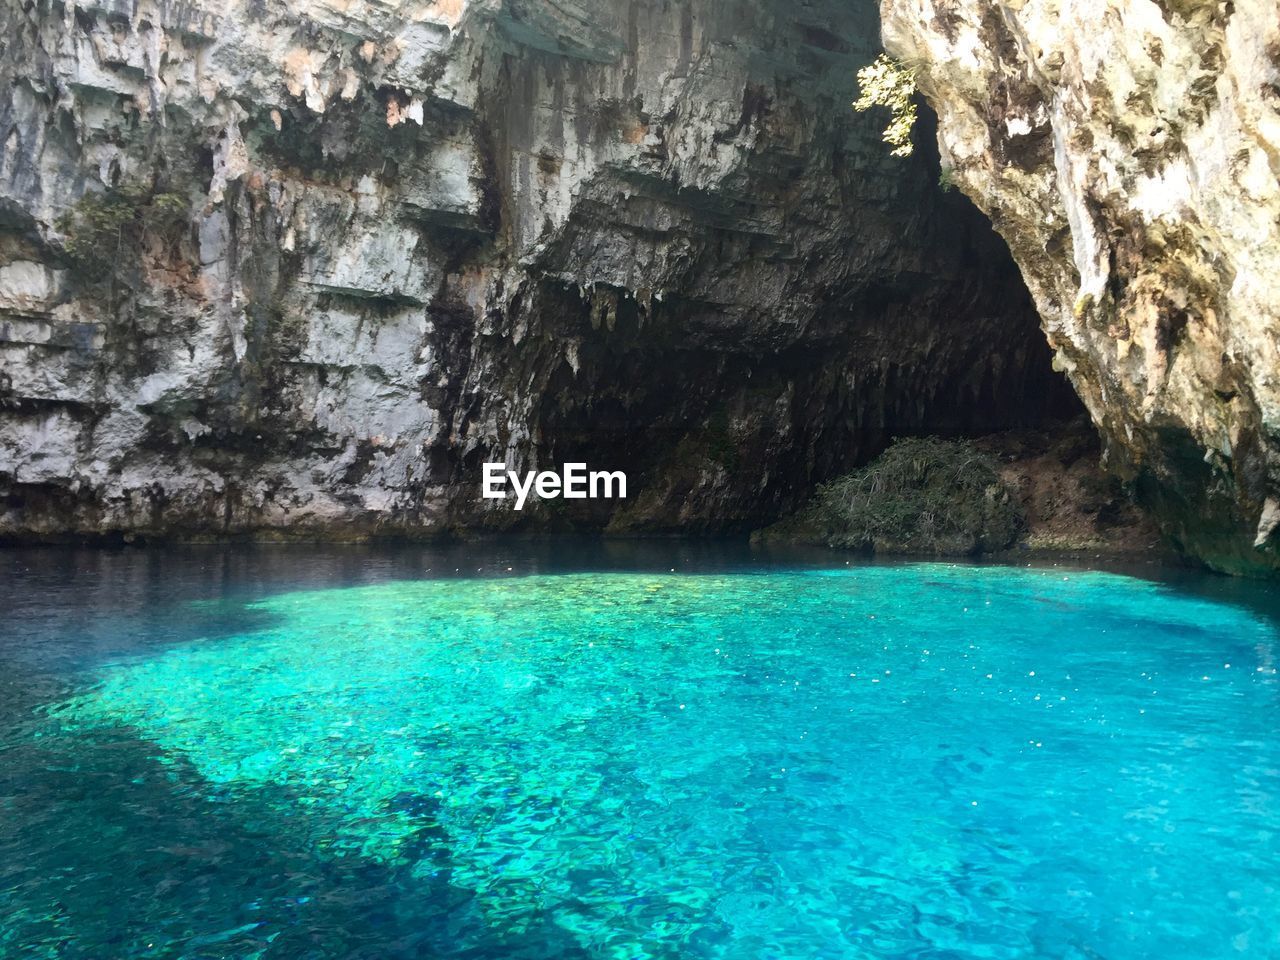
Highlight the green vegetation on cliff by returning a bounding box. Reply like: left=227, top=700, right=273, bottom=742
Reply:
left=805, top=436, right=1023, bottom=555
left=852, top=54, right=918, bottom=158
left=56, top=185, right=188, bottom=283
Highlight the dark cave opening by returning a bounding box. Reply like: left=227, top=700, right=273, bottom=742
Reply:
left=493, top=99, right=1087, bottom=534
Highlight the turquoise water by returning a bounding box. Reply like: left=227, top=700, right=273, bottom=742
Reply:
left=2, top=546, right=1279, bottom=959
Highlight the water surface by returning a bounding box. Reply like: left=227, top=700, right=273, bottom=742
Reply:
left=2, top=544, right=1278, bottom=959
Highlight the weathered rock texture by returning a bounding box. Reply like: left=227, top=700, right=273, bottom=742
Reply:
left=882, top=0, right=1280, bottom=574
left=976, top=420, right=1164, bottom=555
left=0, top=0, right=1074, bottom=540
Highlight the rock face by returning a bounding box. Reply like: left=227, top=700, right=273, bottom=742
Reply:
left=881, top=0, right=1280, bottom=574
left=0, top=0, right=1074, bottom=541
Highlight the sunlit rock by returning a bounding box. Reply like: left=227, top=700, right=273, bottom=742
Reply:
left=881, top=0, right=1280, bottom=574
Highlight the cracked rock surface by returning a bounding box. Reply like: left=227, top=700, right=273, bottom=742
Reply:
left=882, top=0, right=1280, bottom=575
left=1, top=0, right=1073, bottom=540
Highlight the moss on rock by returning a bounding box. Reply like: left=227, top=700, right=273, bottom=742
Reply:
left=56, top=184, right=189, bottom=284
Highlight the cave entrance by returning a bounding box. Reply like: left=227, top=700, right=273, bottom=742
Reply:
left=519, top=99, right=1085, bottom=534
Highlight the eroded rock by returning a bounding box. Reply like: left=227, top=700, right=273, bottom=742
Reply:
left=1, top=0, right=1074, bottom=540
left=881, top=0, right=1280, bottom=575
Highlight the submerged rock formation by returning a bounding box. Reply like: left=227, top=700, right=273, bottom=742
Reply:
left=0, top=0, right=1075, bottom=541
left=881, top=0, right=1280, bottom=574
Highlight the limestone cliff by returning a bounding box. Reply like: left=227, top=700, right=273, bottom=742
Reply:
left=881, top=0, right=1280, bottom=574
left=0, top=0, right=1073, bottom=540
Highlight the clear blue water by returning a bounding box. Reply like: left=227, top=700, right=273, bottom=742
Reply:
left=2, top=544, right=1279, bottom=960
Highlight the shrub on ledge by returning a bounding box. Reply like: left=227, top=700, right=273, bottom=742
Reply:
left=807, top=437, right=1023, bottom=555
left=56, top=184, right=189, bottom=285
